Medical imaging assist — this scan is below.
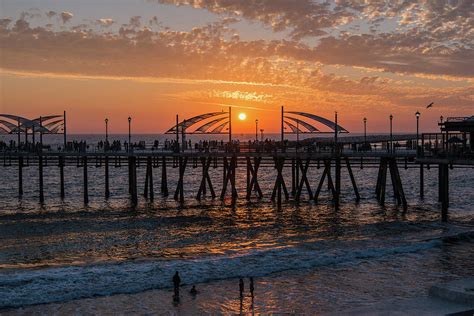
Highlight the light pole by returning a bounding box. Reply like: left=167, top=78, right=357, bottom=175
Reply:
left=363, top=117, right=367, bottom=146
left=415, top=111, right=420, bottom=154
left=105, top=118, right=109, bottom=143
left=389, top=114, right=393, bottom=153
left=255, top=119, right=258, bottom=142
left=128, top=116, right=132, bottom=153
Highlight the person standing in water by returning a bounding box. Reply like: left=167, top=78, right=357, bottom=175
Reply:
left=239, top=278, right=244, bottom=298
left=173, top=271, right=181, bottom=298
left=190, top=285, right=197, bottom=296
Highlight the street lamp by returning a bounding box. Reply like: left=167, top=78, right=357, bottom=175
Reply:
left=105, top=118, right=109, bottom=143
left=128, top=116, right=132, bottom=153
left=389, top=114, right=393, bottom=153
left=363, top=117, right=367, bottom=146
left=415, top=111, right=420, bottom=154
left=255, top=119, right=258, bottom=142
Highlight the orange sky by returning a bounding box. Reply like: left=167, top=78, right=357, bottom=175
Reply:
left=1, top=1, right=473, bottom=134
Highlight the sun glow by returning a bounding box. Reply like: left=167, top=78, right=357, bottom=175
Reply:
left=238, top=113, right=247, bottom=120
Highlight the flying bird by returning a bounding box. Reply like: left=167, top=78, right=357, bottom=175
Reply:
left=426, top=102, right=434, bottom=109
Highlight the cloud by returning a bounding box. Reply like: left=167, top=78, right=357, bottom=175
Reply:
left=60, top=12, right=73, bottom=24
left=97, top=18, right=114, bottom=27
left=46, top=11, right=57, bottom=18
left=155, top=0, right=473, bottom=43
left=0, top=9, right=472, bottom=112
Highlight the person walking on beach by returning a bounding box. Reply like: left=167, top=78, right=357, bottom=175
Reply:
left=249, top=277, right=254, bottom=297
left=239, top=278, right=244, bottom=298
left=173, top=271, right=181, bottom=298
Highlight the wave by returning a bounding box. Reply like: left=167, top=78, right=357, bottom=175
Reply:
left=1, top=229, right=472, bottom=309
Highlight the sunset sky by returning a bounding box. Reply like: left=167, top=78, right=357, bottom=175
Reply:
left=0, top=0, right=472, bottom=134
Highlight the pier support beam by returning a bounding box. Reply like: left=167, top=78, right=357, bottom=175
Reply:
left=59, top=156, right=65, bottom=199
left=161, top=156, right=168, bottom=196
left=419, top=163, right=424, bottom=199
left=245, top=157, right=263, bottom=200
left=291, top=158, right=296, bottom=196
left=375, top=157, right=407, bottom=210
left=221, top=156, right=238, bottom=203
left=314, top=160, right=336, bottom=202
left=335, top=157, right=341, bottom=209
left=83, top=156, right=89, bottom=204
left=128, top=156, right=137, bottom=205
left=439, top=163, right=449, bottom=222
left=105, top=156, right=110, bottom=199
left=39, top=155, right=44, bottom=203
left=197, top=157, right=215, bottom=200
left=174, top=156, right=188, bottom=204
left=345, top=157, right=360, bottom=202
left=143, top=156, right=154, bottom=200
left=295, top=158, right=313, bottom=202
left=271, top=156, right=289, bottom=206
left=18, top=156, right=23, bottom=197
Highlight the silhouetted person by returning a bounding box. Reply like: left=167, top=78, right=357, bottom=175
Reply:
left=190, top=285, right=197, bottom=296
left=173, top=271, right=181, bottom=298
left=249, top=277, right=254, bottom=297
left=239, top=278, right=244, bottom=298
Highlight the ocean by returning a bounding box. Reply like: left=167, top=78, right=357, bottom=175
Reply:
left=0, top=134, right=473, bottom=314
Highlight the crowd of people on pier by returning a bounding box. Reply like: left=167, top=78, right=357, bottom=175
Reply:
left=1, top=136, right=471, bottom=157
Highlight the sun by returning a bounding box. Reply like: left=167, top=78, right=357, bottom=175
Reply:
left=238, top=113, right=247, bottom=120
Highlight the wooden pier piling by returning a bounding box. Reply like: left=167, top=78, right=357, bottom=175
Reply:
left=345, top=157, right=360, bottom=202
left=419, top=163, right=424, bottom=198
left=59, top=156, right=65, bottom=199
left=161, top=156, right=168, bottom=196
left=295, top=158, right=313, bottom=202
left=174, top=156, right=187, bottom=204
left=39, top=155, right=44, bottom=203
left=18, top=156, right=23, bottom=197
left=221, top=156, right=238, bottom=202
left=271, top=156, right=289, bottom=206
left=375, top=157, right=407, bottom=210
left=335, top=157, right=341, bottom=209
left=197, top=157, right=215, bottom=200
left=246, top=157, right=263, bottom=200
left=105, top=156, right=110, bottom=199
left=83, top=156, right=88, bottom=204
left=314, top=160, right=336, bottom=202
left=439, top=163, right=449, bottom=222
left=2, top=147, right=464, bottom=222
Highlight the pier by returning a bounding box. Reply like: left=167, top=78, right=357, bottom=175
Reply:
left=1, top=112, right=473, bottom=222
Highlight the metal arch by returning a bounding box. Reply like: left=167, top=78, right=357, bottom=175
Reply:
left=0, top=114, right=31, bottom=124
left=194, top=116, right=228, bottom=133
left=0, top=114, right=65, bottom=134
left=287, top=111, right=348, bottom=132
left=0, top=126, right=9, bottom=134
left=49, top=124, right=64, bottom=133
left=165, top=112, right=227, bottom=134
left=284, top=120, right=301, bottom=133
left=32, top=115, right=63, bottom=122
left=210, top=120, right=229, bottom=133
left=0, top=119, right=20, bottom=132
left=284, top=116, right=319, bottom=132
left=43, top=119, right=64, bottom=130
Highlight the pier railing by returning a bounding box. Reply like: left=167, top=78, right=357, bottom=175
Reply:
left=421, top=132, right=473, bottom=159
